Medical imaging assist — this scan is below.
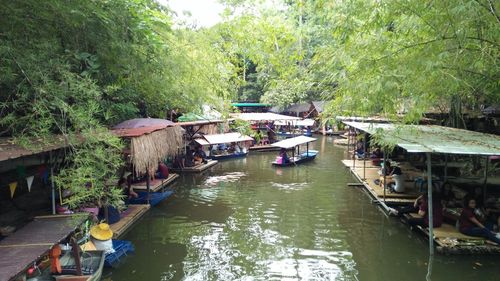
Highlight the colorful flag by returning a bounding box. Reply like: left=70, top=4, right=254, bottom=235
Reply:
left=26, top=176, right=34, bottom=192
left=9, top=182, right=18, bottom=198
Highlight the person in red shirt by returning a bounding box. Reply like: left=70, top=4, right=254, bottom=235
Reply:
left=157, top=162, right=169, bottom=179
left=418, top=193, right=443, bottom=227
left=459, top=197, right=500, bottom=244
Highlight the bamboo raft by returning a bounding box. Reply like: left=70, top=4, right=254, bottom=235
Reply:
left=110, top=204, right=150, bottom=238
left=170, top=159, right=218, bottom=173
left=415, top=223, right=500, bottom=254
left=130, top=173, right=179, bottom=192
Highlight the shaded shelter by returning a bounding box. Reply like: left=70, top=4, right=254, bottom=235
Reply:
left=344, top=121, right=500, bottom=255
left=112, top=118, right=183, bottom=176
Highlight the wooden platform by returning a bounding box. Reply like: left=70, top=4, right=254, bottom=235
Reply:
left=415, top=223, right=500, bottom=254
left=341, top=159, right=381, bottom=169
left=110, top=204, right=150, bottom=238
left=0, top=214, right=88, bottom=281
left=333, top=138, right=349, bottom=146
left=130, top=173, right=179, bottom=192
left=170, top=160, right=218, bottom=174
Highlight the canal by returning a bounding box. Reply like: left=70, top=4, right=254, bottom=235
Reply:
left=108, top=136, right=500, bottom=281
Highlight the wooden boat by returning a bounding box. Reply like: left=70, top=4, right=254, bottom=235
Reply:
left=28, top=250, right=105, bottom=281
left=271, top=136, right=318, bottom=167
left=127, top=190, right=174, bottom=207
left=210, top=152, right=248, bottom=161
left=54, top=250, right=105, bottom=281
left=170, top=159, right=219, bottom=173
left=194, top=132, right=253, bottom=161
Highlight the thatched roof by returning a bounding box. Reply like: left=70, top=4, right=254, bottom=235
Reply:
left=130, top=126, right=184, bottom=175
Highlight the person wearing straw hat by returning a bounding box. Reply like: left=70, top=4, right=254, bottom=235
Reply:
left=90, top=223, right=115, bottom=254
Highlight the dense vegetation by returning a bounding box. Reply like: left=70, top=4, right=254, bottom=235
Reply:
left=0, top=0, right=498, bottom=207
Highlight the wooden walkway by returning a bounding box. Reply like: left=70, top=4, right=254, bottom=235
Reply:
left=342, top=159, right=417, bottom=206
left=170, top=160, right=218, bottom=174
left=0, top=214, right=88, bottom=281
left=131, top=173, right=179, bottom=192
left=110, top=204, right=150, bottom=238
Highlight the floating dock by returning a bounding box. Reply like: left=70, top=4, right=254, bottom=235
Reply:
left=170, top=160, right=218, bottom=174
left=110, top=204, right=150, bottom=238
left=130, top=173, right=179, bottom=192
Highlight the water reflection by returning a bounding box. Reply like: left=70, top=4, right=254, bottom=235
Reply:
left=109, top=136, right=500, bottom=281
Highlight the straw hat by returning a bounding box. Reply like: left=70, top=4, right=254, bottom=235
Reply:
left=90, top=223, right=113, bottom=241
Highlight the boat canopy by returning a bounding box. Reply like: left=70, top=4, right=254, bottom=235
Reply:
left=344, top=121, right=500, bottom=155
left=195, top=133, right=254, bottom=146
left=275, top=118, right=315, bottom=127
left=231, top=113, right=300, bottom=122
left=271, top=136, right=317, bottom=149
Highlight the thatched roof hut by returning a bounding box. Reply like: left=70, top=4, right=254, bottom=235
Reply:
left=112, top=118, right=183, bottom=175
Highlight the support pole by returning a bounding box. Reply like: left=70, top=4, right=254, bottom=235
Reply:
left=483, top=156, right=489, bottom=205
left=50, top=151, right=56, bottom=215
left=426, top=152, right=434, bottom=255
left=383, top=154, right=387, bottom=203
left=363, top=133, right=367, bottom=180
left=146, top=170, right=151, bottom=204
left=70, top=237, right=83, bottom=276
left=444, top=154, right=448, bottom=182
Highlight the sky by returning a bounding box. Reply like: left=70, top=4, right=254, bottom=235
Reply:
left=158, top=0, right=225, bottom=28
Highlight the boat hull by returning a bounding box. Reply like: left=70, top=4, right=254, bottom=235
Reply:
left=209, top=152, right=247, bottom=161
left=127, top=190, right=174, bottom=207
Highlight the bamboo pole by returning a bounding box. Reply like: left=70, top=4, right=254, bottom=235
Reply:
left=483, top=156, right=489, bottom=205
left=426, top=152, right=434, bottom=255
left=50, top=151, right=56, bottom=215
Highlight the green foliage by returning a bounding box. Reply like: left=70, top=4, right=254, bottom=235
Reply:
left=229, top=119, right=253, bottom=136
left=0, top=0, right=236, bottom=208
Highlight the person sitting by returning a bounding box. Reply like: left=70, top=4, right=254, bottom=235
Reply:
left=119, top=173, right=138, bottom=199
left=418, top=192, right=443, bottom=228
left=156, top=162, right=170, bottom=179
left=388, top=165, right=405, bottom=193
left=377, top=161, right=393, bottom=186
left=459, top=196, right=500, bottom=244
left=279, top=148, right=290, bottom=164
left=352, top=141, right=365, bottom=159
left=234, top=143, right=242, bottom=154
left=371, top=147, right=383, bottom=159
left=90, top=223, right=115, bottom=254
left=228, top=142, right=236, bottom=153
left=194, top=146, right=208, bottom=163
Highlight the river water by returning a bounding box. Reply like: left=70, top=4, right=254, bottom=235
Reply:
left=108, top=136, right=500, bottom=281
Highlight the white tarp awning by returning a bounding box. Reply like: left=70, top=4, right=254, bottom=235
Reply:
left=231, top=113, right=301, bottom=122
left=271, top=136, right=317, bottom=149
left=195, top=133, right=254, bottom=146
left=344, top=121, right=500, bottom=155
left=275, top=119, right=316, bottom=127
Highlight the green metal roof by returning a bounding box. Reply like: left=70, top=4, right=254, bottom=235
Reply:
left=231, top=103, right=272, bottom=107
left=344, top=121, right=500, bottom=156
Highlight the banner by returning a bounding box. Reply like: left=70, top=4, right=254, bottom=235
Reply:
left=9, top=182, right=18, bottom=198
left=26, top=176, right=34, bottom=192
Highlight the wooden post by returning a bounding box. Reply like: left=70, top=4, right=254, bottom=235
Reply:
left=363, top=133, right=367, bottom=180
left=483, top=156, right=489, bottom=205
left=444, top=154, right=448, bottom=182
left=146, top=170, right=151, bottom=204
left=426, top=152, right=434, bottom=255
left=70, top=237, right=83, bottom=276
left=50, top=151, right=56, bottom=215
left=383, top=154, right=387, bottom=203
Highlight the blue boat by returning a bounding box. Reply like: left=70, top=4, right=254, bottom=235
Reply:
left=105, top=240, right=135, bottom=268
left=127, top=190, right=174, bottom=207
left=271, top=136, right=318, bottom=167
left=210, top=152, right=248, bottom=161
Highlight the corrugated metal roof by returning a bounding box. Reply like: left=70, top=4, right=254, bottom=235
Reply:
left=312, top=101, right=325, bottom=113
left=275, top=119, right=316, bottom=127
left=176, top=120, right=224, bottom=127
left=195, top=133, right=253, bottom=145
left=344, top=122, right=500, bottom=155
left=271, top=136, right=317, bottom=149
left=285, top=103, right=312, bottom=114
left=231, top=113, right=301, bottom=122
left=0, top=136, right=69, bottom=162
left=232, top=103, right=272, bottom=107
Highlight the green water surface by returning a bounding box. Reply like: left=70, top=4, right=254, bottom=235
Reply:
left=107, top=136, right=500, bottom=281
